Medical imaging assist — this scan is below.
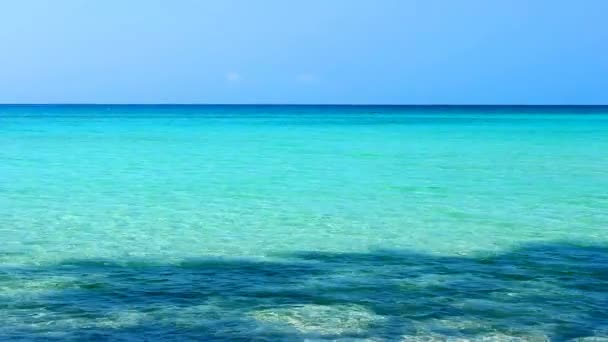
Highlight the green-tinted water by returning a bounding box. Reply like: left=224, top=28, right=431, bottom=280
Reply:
left=1, top=106, right=607, bottom=340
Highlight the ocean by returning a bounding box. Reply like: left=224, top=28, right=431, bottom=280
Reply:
left=1, top=105, right=607, bottom=340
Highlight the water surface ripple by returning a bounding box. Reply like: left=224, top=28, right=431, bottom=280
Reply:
left=1, top=105, right=607, bottom=340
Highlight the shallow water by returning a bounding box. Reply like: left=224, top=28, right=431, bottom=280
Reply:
left=1, top=105, right=607, bottom=340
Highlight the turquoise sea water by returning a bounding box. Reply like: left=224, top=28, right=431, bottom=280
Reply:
left=1, top=105, right=607, bottom=340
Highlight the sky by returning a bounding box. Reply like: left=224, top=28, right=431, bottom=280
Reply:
left=0, top=0, right=606, bottom=104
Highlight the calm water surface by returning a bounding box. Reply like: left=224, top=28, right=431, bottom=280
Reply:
left=1, top=105, right=607, bottom=340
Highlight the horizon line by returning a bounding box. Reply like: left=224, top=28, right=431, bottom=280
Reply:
left=1, top=103, right=607, bottom=107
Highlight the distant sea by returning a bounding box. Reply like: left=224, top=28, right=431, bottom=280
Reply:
left=1, top=105, right=607, bottom=340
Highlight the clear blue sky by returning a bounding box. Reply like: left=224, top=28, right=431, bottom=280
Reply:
left=1, top=0, right=606, bottom=104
